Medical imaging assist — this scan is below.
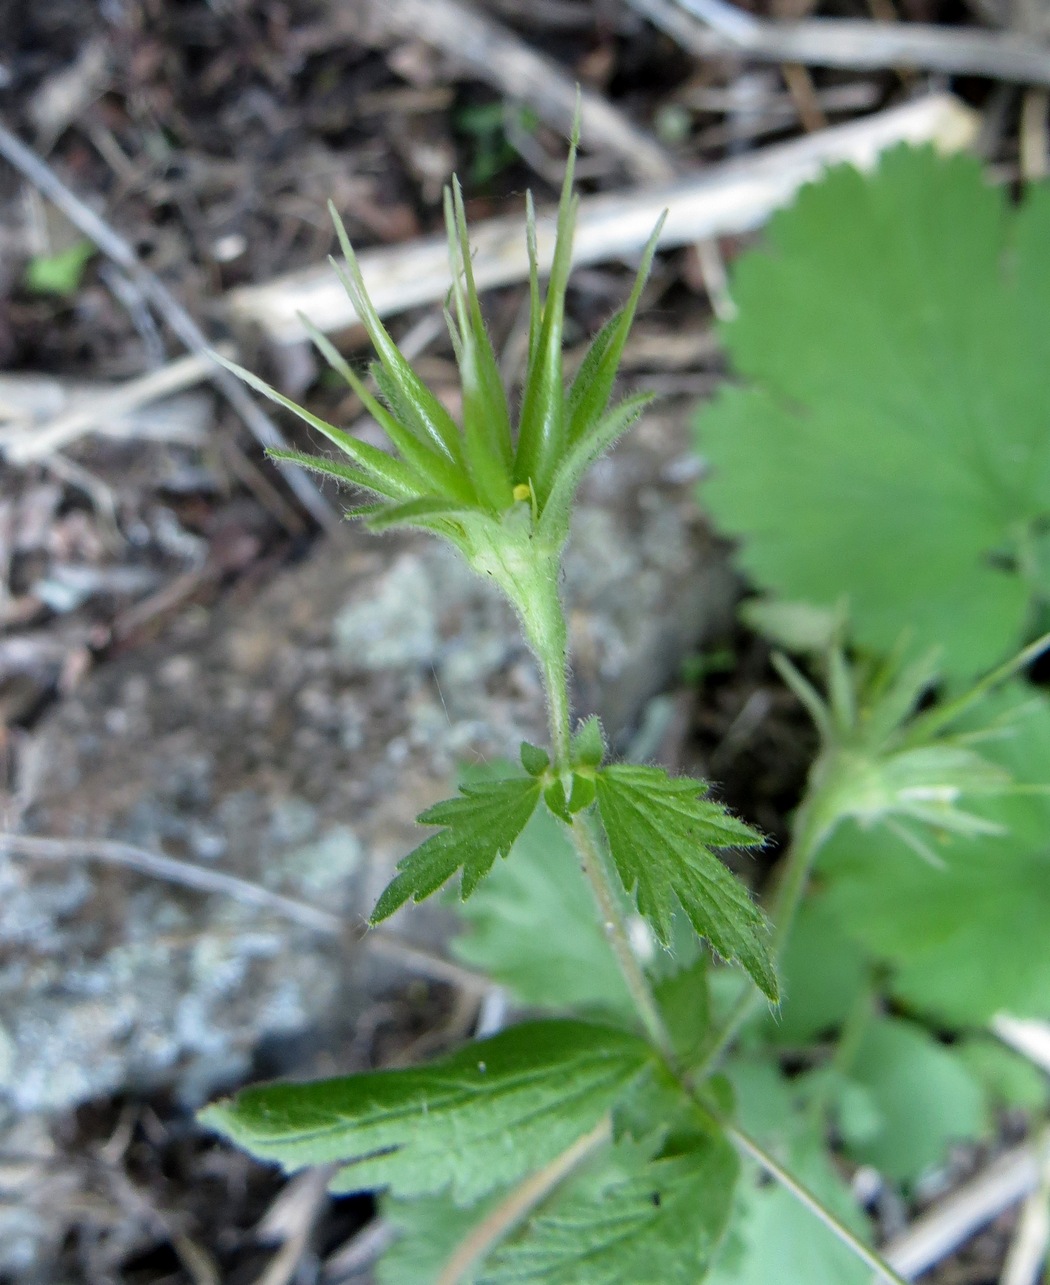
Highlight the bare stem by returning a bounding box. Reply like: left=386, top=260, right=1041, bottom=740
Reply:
left=437, top=1116, right=612, bottom=1285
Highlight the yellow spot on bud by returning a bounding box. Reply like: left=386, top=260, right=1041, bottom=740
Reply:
left=512, top=483, right=532, bottom=503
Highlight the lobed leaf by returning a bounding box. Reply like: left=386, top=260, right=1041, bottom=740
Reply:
left=201, top=1020, right=652, bottom=1205
left=696, top=146, right=1050, bottom=678
left=452, top=787, right=635, bottom=1020
left=594, top=765, right=776, bottom=1001
left=371, top=774, right=542, bottom=921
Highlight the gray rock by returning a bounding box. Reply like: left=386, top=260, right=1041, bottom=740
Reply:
left=1, top=404, right=733, bottom=1135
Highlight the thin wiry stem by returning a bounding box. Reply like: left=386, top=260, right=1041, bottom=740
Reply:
left=523, top=567, right=675, bottom=1063
left=723, top=1121, right=909, bottom=1285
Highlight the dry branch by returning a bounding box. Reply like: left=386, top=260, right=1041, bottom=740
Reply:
left=358, top=0, right=676, bottom=181
left=0, top=353, right=220, bottom=464
left=229, top=92, right=977, bottom=344
left=882, top=1144, right=1042, bottom=1280
left=628, top=0, right=1050, bottom=86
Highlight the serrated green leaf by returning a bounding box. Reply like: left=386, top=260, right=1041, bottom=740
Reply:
left=372, top=774, right=542, bottom=921
left=201, top=1021, right=650, bottom=1204
left=696, top=146, right=1050, bottom=678
left=452, top=800, right=635, bottom=1020
left=708, top=1059, right=870, bottom=1285
left=835, top=1017, right=987, bottom=1185
left=818, top=686, right=1050, bottom=1024
left=482, top=1128, right=737, bottom=1284
left=594, top=765, right=776, bottom=1000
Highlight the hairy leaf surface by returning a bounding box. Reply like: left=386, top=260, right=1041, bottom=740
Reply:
left=696, top=147, right=1050, bottom=677
left=453, top=802, right=634, bottom=1019
left=482, top=1130, right=738, bottom=1284
left=201, top=1021, right=651, bottom=1204
left=371, top=774, right=542, bottom=921
left=594, top=765, right=776, bottom=1000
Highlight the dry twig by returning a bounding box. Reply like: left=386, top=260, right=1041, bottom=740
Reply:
left=0, top=831, right=489, bottom=992
left=229, top=93, right=976, bottom=343
left=881, top=1144, right=1041, bottom=1280
left=628, top=0, right=1050, bottom=86
left=0, top=352, right=224, bottom=464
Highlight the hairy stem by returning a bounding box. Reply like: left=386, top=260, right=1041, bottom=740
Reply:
left=437, top=1116, right=612, bottom=1285
left=723, top=1121, right=908, bottom=1285
left=518, top=559, right=675, bottom=1062
left=570, top=816, right=676, bottom=1063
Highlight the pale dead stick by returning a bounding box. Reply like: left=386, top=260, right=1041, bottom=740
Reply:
left=629, top=0, right=1050, bottom=86
left=879, top=1144, right=1042, bottom=1281
left=0, top=831, right=487, bottom=990
left=357, top=0, right=676, bottom=182
left=1, top=349, right=228, bottom=465
left=0, top=118, right=337, bottom=533
left=230, top=92, right=978, bottom=344
left=1000, top=1129, right=1050, bottom=1285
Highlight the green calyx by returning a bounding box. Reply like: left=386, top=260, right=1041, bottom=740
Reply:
left=216, top=121, right=663, bottom=605
left=777, top=637, right=1045, bottom=859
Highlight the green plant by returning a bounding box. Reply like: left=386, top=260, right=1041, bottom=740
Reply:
left=201, top=142, right=1050, bottom=1282
left=696, top=146, right=1050, bottom=680
left=22, top=238, right=95, bottom=295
